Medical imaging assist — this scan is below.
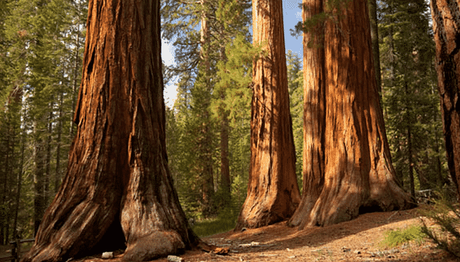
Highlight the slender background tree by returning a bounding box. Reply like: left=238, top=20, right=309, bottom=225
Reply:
left=235, top=0, right=301, bottom=230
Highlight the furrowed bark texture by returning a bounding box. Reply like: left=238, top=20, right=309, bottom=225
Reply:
left=289, top=0, right=412, bottom=229
left=22, top=1, right=196, bottom=261
left=235, top=0, right=301, bottom=230
left=430, top=0, right=460, bottom=197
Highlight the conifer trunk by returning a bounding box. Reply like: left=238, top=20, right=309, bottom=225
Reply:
left=33, top=136, right=45, bottom=235
left=220, top=112, right=231, bottom=197
left=235, top=0, right=301, bottom=230
left=430, top=0, right=460, bottom=197
left=55, top=93, right=63, bottom=193
left=368, top=0, right=381, bottom=94
left=219, top=42, right=231, bottom=199
left=22, top=1, right=197, bottom=261
left=289, top=0, right=411, bottom=228
left=198, top=0, right=215, bottom=216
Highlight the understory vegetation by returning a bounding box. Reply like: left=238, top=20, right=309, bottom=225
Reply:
left=420, top=196, right=460, bottom=257
left=381, top=225, right=426, bottom=248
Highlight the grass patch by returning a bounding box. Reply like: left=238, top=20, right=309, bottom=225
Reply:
left=191, top=207, right=239, bottom=237
left=381, top=225, right=425, bottom=247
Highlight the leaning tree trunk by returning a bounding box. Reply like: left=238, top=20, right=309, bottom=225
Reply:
left=430, top=0, right=460, bottom=198
left=235, top=0, right=301, bottom=230
left=22, top=1, right=197, bottom=261
left=289, top=0, right=412, bottom=228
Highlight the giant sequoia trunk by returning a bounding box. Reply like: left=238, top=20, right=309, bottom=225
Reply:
left=22, top=1, right=197, bottom=261
left=235, top=0, right=301, bottom=230
left=289, top=0, right=412, bottom=228
left=430, top=0, right=460, bottom=197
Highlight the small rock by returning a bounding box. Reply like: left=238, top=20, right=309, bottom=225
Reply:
left=101, top=252, right=113, bottom=259
left=286, top=248, right=293, bottom=252
left=167, top=255, right=183, bottom=262
left=342, top=247, right=351, bottom=252
left=288, top=255, right=296, bottom=259
left=354, top=250, right=361, bottom=255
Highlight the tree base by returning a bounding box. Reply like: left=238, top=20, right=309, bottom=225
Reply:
left=121, top=231, right=186, bottom=262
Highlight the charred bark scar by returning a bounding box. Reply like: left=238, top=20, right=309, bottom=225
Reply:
left=87, top=49, right=96, bottom=75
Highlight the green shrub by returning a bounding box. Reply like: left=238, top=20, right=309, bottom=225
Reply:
left=381, top=225, right=425, bottom=247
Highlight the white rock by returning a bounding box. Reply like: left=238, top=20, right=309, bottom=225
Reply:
left=101, top=252, right=113, bottom=259
left=167, top=255, right=183, bottom=262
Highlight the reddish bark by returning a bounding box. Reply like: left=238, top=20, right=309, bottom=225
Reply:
left=22, top=1, right=197, bottom=261
left=235, top=0, right=301, bottom=230
left=430, top=0, right=460, bottom=197
left=289, top=0, right=412, bottom=228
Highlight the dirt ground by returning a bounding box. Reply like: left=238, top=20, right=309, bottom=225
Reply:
left=154, top=207, right=457, bottom=262
left=4, top=207, right=458, bottom=261
left=73, top=206, right=458, bottom=262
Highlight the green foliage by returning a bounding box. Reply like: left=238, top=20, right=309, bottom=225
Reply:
left=191, top=204, right=240, bottom=237
left=164, top=0, right=253, bottom=219
left=286, top=50, right=304, bottom=192
left=379, top=0, right=447, bottom=193
left=420, top=196, right=460, bottom=257
left=0, top=0, right=87, bottom=241
left=381, top=225, right=425, bottom=247
left=212, top=33, right=255, bottom=123
left=291, top=0, right=353, bottom=47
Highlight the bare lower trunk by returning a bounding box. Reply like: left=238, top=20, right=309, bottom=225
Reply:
left=22, top=1, right=197, bottom=261
left=235, top=0, right=301, bottom=230
left=290, top=0, right=412, bottom=228
left=430, top=0, right=460, bottom=197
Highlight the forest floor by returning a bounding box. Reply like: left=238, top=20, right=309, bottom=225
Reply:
left=153, top=206, right=458, bottom=262
left=83, top=206, right=457, bottom=262
left=2, top=206, right=458, bottom=261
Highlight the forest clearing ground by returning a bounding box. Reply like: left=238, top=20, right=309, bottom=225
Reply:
left=154, top=206, right=458, bottom=262
left=3, top=207, right=457, bottom=261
